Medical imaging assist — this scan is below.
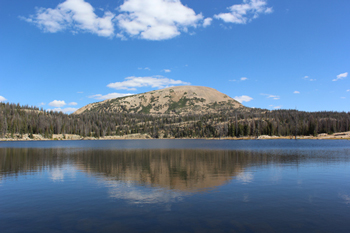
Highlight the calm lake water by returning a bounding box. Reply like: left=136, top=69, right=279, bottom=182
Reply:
left=1, top=139, right=350, bottom=233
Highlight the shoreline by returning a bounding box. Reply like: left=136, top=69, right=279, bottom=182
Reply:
left=1, top=132, right=349, bottom=142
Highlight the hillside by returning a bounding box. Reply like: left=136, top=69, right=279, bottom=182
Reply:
left=74, top=86, right=244, bottom=115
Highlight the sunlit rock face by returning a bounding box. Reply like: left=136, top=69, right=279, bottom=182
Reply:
left=74, top=86, right=244, bottom=115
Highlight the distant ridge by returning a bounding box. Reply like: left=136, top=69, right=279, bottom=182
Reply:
left=74, top=86, right=244, bottom=115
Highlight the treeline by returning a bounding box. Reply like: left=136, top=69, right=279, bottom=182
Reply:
left=0, top=102, right=349, bottom=138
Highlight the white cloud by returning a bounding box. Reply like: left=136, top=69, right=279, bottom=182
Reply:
left=0, top=96, right=7, bottom=102
left=293, top=91, right=300, bottom=94
left=116, top=0, right=203, bottom=40
left=240, top=77, right=248, bottom=81
left=347, top=89, right=350, bottom=92
left=49, top=100, right=66, bottom=107
left=68, top=102, right=78, bottom=106
left=48, top=107, right=77, bottom=113
left=214, top=0, right=272, bottom=24
left=38, top=102, right=46, bottom=106
left=22, top=0, right=115, bottom=37
left=23, top=0, right=274, bottom=41
left=107, top=76, right=190, bottom=91
left=332, top=72, right=348, bottom=81
left=163, top=69, right=171, bottom=73
left=261, top=93, right=280, bottom=100
left=89, top=93, right=134, bottom=100
left=203, top=17, right=212, bottom=27
left=234, top=95, right=253, bottom=103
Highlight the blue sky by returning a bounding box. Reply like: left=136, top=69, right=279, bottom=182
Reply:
left=0, top=0, right=349, bottom=113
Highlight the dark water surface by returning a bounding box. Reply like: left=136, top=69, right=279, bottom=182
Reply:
left=1, top=140, right=350, bottom=233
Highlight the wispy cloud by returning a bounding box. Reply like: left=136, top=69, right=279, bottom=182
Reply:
left=293, top=91, right=300, bottom=94
left=163, top=69, right=171, bottom=73
left=0, top=96, right=7, bottom=102
left=116, top=0, right=203, bottom=40
left=138, top=67, right=151, bottom=71
left=261, top=93, right=280, bottom=100
left=49, top=100, right=66, bottom=107
left=234, top=95, right=253, bottom=103
left=21, top=0, right=115, bottom=37
left=68, top=102, right=78, bottom=106
left=107, top=76, right=190, bottom=91
left=230, top=77, right=248, bottom=82
left=303, top=76, right=316, bottom=81
left=89, top=93, right=134, bottom=100
left=332, top=72, right=348, bottom=81
left=214, top=0, right=272, bottom=24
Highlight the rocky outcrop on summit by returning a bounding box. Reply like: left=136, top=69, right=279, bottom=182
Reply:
left=74, top=86, right=244, bottom=115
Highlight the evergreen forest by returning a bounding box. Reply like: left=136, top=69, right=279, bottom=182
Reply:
left=1, top=102, right=349, bottom=139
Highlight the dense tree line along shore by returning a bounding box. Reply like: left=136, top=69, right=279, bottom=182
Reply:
left=0, top=102, right=349, bottom=139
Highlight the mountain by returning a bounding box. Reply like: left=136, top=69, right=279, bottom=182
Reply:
left=74, top=86, right=244, bottom=115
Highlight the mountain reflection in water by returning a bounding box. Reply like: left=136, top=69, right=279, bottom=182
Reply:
left=0, top=147, right=342, bottom=192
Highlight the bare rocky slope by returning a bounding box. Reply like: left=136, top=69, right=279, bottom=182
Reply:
left=74, top=86, right=245, bottom=115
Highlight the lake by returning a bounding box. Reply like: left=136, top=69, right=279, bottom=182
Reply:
left=1, top=139, right=350, bottom=232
